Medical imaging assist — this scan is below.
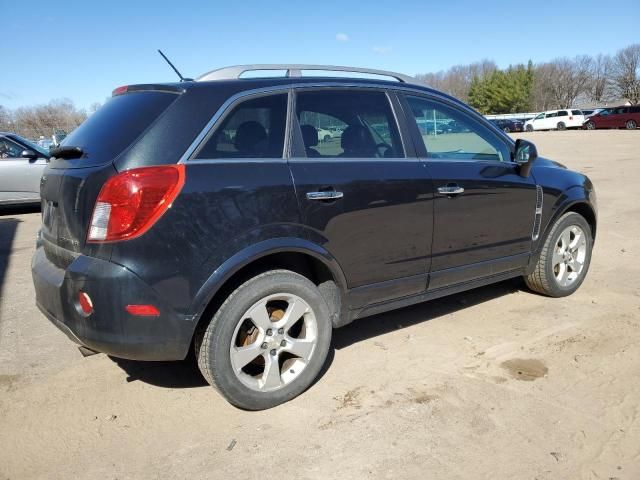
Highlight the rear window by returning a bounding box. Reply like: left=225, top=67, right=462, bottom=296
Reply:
left=57, top=91, right=177, bottom=168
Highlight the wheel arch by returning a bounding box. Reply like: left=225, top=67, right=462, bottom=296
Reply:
left=188, top=238, right=347, bottom=346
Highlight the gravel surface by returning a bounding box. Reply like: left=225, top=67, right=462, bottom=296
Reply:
left=1, top=130, right=639, bottom=480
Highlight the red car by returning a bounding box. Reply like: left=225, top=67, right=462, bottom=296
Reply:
left=583, top=106, right=640, bottom=130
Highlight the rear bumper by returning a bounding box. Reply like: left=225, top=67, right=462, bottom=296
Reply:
left=31, top=246, right=195, bottom=361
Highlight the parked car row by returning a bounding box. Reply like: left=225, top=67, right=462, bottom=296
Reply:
left=493, top=106, right=639, bottom=133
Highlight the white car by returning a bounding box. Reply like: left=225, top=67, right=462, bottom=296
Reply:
left=317, top=128, right=333, bottom=142
left=524, top=109, right=585, bottom=131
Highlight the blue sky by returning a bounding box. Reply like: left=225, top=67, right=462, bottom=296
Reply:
left=2, top=0, right=639, bottom=110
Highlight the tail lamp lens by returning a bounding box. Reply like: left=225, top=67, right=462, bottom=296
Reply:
left=87, top=165, right=185, bottom=243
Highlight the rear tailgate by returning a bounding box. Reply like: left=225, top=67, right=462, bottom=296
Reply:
left=41, top=89, right=181, bottom=264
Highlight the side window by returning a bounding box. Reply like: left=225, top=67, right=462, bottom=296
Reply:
left=546, top=112, right=558, bottom=118
left=557, top=110, right=568, bottom=117
left=0, top=138, right=23, bottom=159
left=405, top=95, right=508, bottom=162
left=571, top=110, right=583, bottom=115
left=195, top=94, right=288, bottom=159
left=295, top=90, right=403, bottom=158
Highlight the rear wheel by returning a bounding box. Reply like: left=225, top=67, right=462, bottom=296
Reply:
left=626, top=119, right=637, bottom=130
left=195, top=270, right=332, bottom=410
left=557, top=122, right=566, bottom=131
left=586, top=121, right=596, bottom=130
left=524, top=212, right=593, bottom=297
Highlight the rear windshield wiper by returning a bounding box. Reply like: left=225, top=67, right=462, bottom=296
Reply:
left=50, top=146, right=84, bottom=159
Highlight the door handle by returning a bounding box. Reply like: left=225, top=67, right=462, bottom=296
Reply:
left=437, top=184, right=465, bottom=196
left=306, top=190, right=344, bottom=201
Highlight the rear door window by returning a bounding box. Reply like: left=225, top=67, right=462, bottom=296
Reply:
left=571, top=110, right=583, bottom=115
left=295, top=90, right=403, bottom=158
left=557, top=111, right=568, bottom=117
left=58, top=91, right=178, bottom=168
left=195, top=94, right=288, bottom=159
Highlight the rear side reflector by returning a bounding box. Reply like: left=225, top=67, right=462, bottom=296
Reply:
left=78, top=291, right=94, bottom=316
left=126, top=304, right=160, bottom=317
left=87, top=165, right=185, bottom=243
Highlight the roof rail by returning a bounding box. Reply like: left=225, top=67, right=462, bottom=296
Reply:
left=196, top=64, right=422, bottom=85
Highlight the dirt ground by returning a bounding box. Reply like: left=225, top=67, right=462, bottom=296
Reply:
left=1, top=130, right=639, bottom=480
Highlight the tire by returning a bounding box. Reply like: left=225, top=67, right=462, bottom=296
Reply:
left=626, top=120, right=637, bottom=130
left=586, top=121, right=596, bottom=130
left=557, top=122, right=566, bottom=131
left=195, top=270, right=332, bottom=410
left=526, top=124, right=533, bottom=132
left=524, top=212, right=593, bottom=297
left=324, top=134, right=331, bottom=141
left=503, top=127, right=511, bottom=133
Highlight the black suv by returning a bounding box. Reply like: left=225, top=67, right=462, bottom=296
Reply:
left=32, top=65, right=597, bottom=410
left=489, top=118, right=524, bottom=133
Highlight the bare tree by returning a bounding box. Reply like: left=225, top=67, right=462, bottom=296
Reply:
left=588, top=54, right=611, bottom=103
left=11, top=99, right=87, bottom=140
left=416, top=60, right=497, bottom=102
left=610, top=44, right=640, bottom=104
left=0, top=105, right=11, bottom=131
left=533, top=56, right=593, bottom=109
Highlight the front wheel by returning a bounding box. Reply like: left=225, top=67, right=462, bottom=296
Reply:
left=503, top=126, right=511, bottom=133
left=586, top=121, right=596, bottom=130
left=526, top=124, right=533, bottom=132
left=195, top=270, right=332, bottom=410
left=524, top=212, right=593, bottom=297
left=626, top=120, right=637, bottom=130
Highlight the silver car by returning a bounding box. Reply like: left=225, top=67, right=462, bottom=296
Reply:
left=0, top=133, right=48, bottom=205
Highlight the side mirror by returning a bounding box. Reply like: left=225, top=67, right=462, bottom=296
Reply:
left=514, top=139, right=538, bottom=177
left=21, top=149, right=39, bottom=160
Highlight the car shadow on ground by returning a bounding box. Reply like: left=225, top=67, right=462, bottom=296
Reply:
left=0, top=216, right=24, bottom=309
left=0, top=204, right=40, bottom=217
left=110, top=278, right=521, bottom=391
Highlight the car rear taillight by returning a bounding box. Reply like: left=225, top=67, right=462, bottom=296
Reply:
left=87, top=165, right=185, bottom=243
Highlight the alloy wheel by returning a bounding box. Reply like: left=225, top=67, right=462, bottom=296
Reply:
left=229, top=293, right=318, bottom=392
left=552, top=225, right=588, bottom=287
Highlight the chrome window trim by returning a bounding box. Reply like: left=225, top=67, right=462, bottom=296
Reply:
left=179, top=81, right=503, bottom=164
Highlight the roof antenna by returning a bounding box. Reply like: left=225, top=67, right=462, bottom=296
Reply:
left=157, top=49, right=193, bottom=82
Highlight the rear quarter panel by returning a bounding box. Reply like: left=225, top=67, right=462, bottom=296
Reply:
left=108, top=160, right=302, bottom=316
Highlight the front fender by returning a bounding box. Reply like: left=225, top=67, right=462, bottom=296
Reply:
left=526, top=183, right=597, bottom=272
